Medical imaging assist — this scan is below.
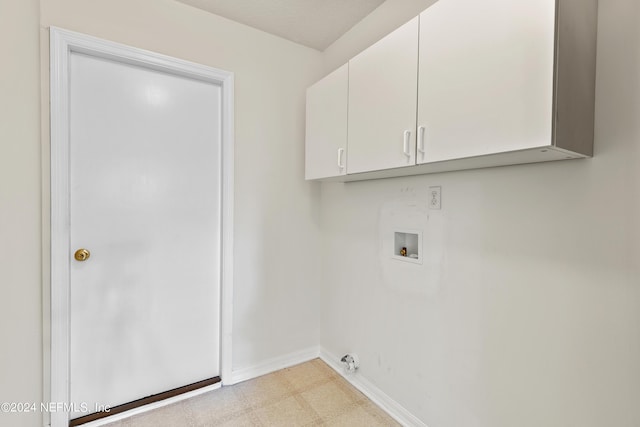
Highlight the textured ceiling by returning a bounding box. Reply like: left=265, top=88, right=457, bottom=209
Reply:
left=175, top=0, right=386, bottom=51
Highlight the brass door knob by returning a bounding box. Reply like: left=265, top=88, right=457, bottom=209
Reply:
left=74, top=248, right=91, bottom=261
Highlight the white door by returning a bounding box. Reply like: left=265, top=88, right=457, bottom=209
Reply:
left=347, top=16, right=419, bottom=174
left=305, top=63, right=348, bottom=180
left=68, top=51, right=221, bottom=418
left=416, top=0, right=555, bottom=163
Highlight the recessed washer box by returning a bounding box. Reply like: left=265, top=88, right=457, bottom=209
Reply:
left=393, top=229, right=422, bottom=264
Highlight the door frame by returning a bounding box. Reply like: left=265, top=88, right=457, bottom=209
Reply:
left=49, top=27, right=234, bottom=427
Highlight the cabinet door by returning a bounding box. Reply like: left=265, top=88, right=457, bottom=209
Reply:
left=347, top=17, right=419, bottom=174
left=416, top=0, right=556, bottom=164
left=305, top=64, right=348, bottom=180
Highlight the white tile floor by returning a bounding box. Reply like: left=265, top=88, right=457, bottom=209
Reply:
left=102, top=359, right=399, bottom=426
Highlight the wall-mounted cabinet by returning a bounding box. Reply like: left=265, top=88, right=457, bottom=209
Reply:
left=347, top=17, right=419, bottom=174
left=417, top=0, right=556, bottom=164
left=305, top=0, right=598, bottom=182
left=305, top=64, right=348, bottom=180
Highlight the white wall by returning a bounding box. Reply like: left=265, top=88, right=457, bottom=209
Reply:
left=323, top=0, right=437, bottom=75
left=2, top=1, right=324, bottom=425
left=0, top=1, right=42, bottom=427
left=319, top=0, right=640, bottom=426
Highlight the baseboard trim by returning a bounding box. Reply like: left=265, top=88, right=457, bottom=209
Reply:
left=229, top=346, right=321, bottom=385
left=319, top=348, right=427, bottom=427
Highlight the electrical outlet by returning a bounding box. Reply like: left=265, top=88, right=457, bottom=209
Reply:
left=429, top=186, right=441, bottom=210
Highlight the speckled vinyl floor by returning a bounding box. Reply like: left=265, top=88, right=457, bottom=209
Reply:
left=103, top=358, right=400, bottom=426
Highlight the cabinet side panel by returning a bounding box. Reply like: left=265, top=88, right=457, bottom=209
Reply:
left=554, top=0, right=598, bottom=156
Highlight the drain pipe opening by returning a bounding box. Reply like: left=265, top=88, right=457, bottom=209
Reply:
left=340, top=353, right=360, bottom=374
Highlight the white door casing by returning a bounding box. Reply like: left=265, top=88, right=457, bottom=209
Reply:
left=50, top=27, right=234, bottom=427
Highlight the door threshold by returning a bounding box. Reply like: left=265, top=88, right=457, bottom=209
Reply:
left=69, top=376, right=221, bottom=426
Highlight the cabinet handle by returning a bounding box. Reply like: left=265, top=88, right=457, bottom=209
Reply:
left=403, top=130, right=411, bottom=157
left=417, top=126, right=426, bottom=154
left=337, top=147, right=345, bottom=169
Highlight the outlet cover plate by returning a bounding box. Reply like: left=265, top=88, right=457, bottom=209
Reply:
left=429, top=186, right=441, bottom=210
